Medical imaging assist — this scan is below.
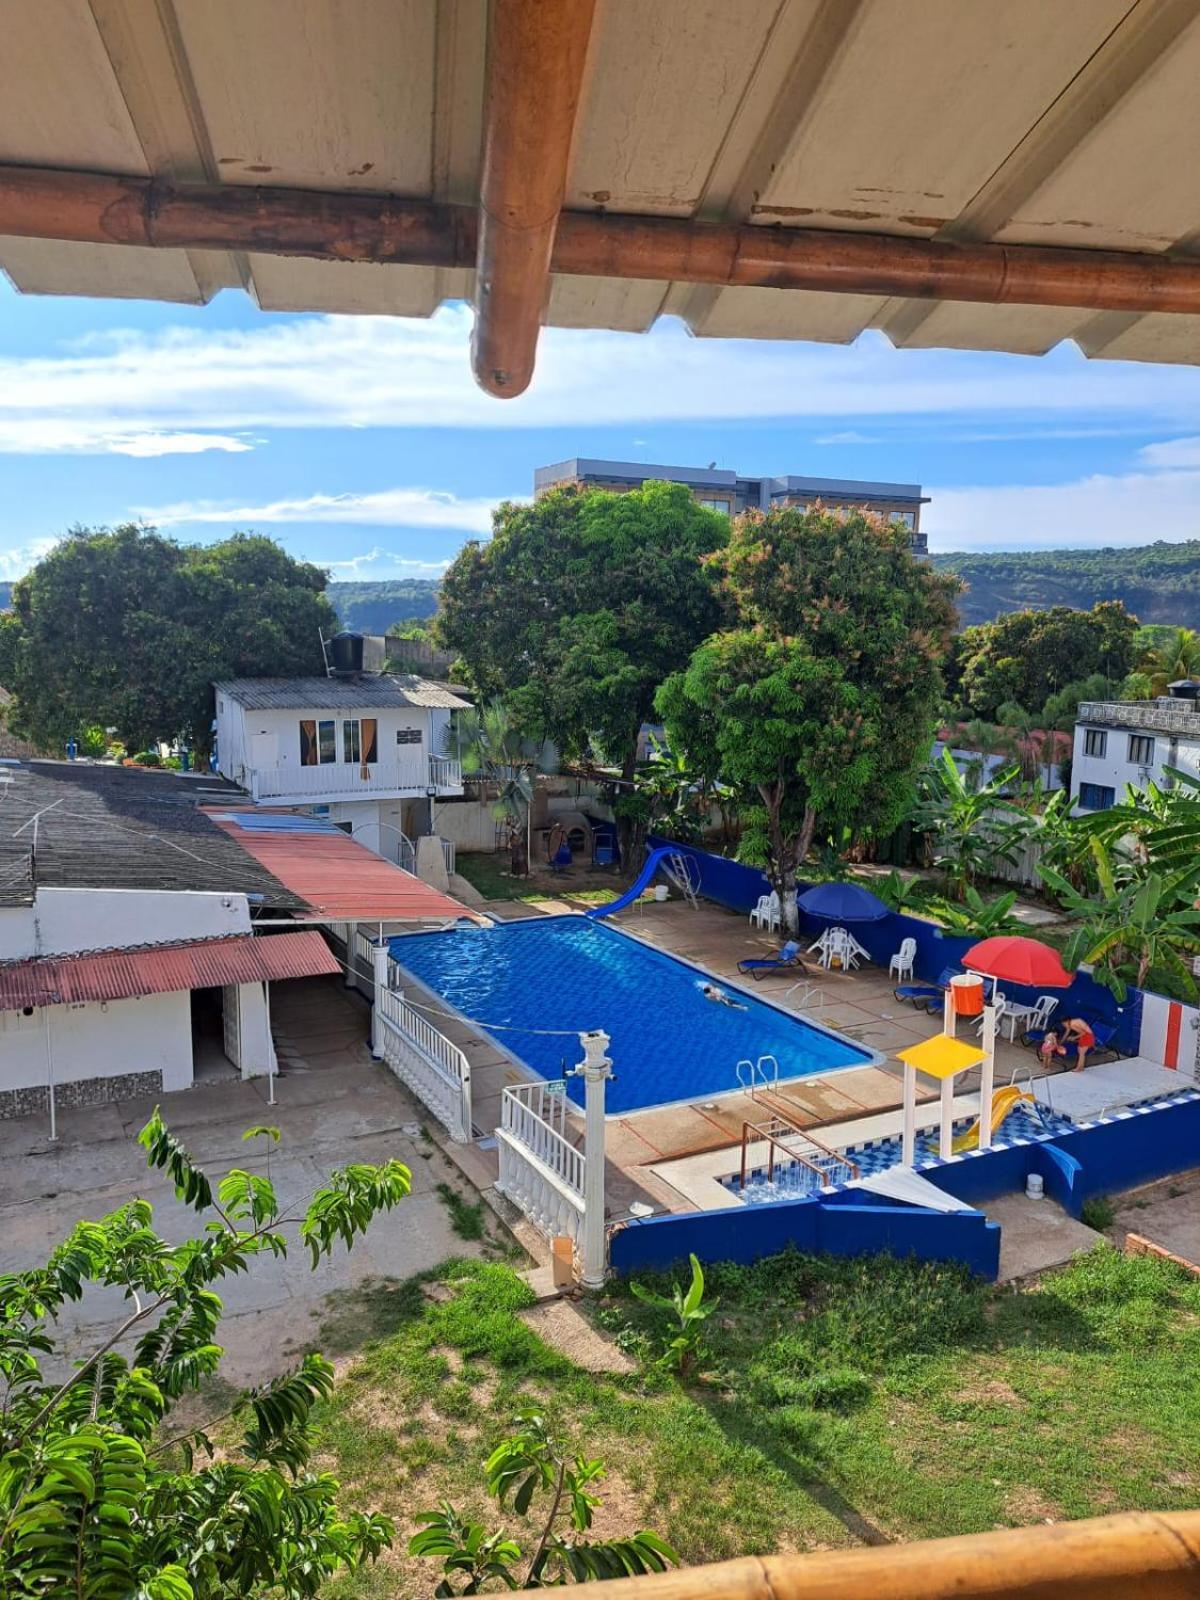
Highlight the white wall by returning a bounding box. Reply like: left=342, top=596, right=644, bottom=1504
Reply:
left=0, top=888, right=251, bottom=963
left=1071, top=722, right=1200, bottom=811
left=0, top=990, right=193, bottom=1094
left=216, top=703, right=435, bottom=789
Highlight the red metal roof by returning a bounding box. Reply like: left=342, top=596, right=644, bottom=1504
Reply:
left=0, top=930, right=340, bottom=1012
left=205, top=810, right=478, bottom=923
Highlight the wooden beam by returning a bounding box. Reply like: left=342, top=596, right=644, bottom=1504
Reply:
left=562, top=1511, right=1200, bottom=1600
left=3, top=163, right=1200, bottom=326
left=471, top=0, right=596, bottom=397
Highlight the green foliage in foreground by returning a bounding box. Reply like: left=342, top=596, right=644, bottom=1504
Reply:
left=0, top=1113, right=410, bottom=1599
left=317, top=1246, right=1200, bottom=1596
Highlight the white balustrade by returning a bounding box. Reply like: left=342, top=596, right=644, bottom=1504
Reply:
left=496, top=1080, right=586, bottom=1243
left=375, top=981, right=472, bottom=1142
left=249, top=752, right=463, bottom=801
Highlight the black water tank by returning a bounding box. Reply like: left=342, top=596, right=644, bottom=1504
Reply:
left=330, top=631, right=364, bottom=676
left=1167, top=679, right=1200, bottom=702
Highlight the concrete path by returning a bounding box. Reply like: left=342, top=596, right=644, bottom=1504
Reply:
left=1108, top=1166, right=1200, bottom=1265
left=0, top=978, right=484, bottom=1385
left=985, top=1192, right=1103, bottom=1281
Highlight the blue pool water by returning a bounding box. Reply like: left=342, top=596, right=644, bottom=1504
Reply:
left=389, top=915, right=873, bottom=1115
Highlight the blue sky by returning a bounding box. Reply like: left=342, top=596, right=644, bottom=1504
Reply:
left=2, top=276, right=1199, bottom=582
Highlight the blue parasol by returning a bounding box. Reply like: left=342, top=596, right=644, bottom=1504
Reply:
left=797, top=881, right=890, bottom=922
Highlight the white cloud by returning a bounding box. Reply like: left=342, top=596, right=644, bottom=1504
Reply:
left=5, top=305, right=1200, bottom=450
left=141, top=485, right=504, bottom=532
left=1138, top=435, right=1200, bottom=469
left=814, top=429, right=879, bottom=445
left=0, top=537, right=60, bottom=580
left=321, top=548, right=453, bottom=578
left=0, top=420, right=255, bottom=456
left=925, top=466, right=1200, bottom=551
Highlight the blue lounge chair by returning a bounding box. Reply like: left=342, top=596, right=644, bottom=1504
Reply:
left=893, top=966, right=997, bottom=1014
left=737, top=939, right=810, bottom=980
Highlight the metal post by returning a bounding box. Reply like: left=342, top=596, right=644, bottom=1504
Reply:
left=343, top=922, right=355, bottom=987
left=939, top=1073, right=954, bottom=1160
left=901, top=1062, right=916, bottom=1167
left=43, top=1006, right=56, bottom=1143
left=978, top=1003, right=997, bottom=1151
left=944, top=987, right=956, bottom=1039
left=264, top=981, right=276, bottom=1107
left=371, top=938, right=390, bottom=1060
left=572, top=1029, right=611, bottom=1289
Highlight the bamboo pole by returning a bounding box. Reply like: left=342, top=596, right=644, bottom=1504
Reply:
left=471, top=0, right=597, bottom=397
left=564, top=1511, right=1200, bottom=1600
left=4, top=165, right=1200, bottom=321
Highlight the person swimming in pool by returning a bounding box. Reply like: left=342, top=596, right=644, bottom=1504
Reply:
left=700, top=982, right=746, bottom=1010
left=1039, top=1017, right=1096, bottom=1073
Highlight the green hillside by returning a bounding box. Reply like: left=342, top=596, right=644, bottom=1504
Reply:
left=934, top=540, right=1200, bottom=628
left=327, top=578, right=441, bottom=634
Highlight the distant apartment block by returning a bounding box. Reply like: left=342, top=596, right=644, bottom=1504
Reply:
left=534, top=458, right=929, bottom=553
left=1071, top=681, right=1200, bottom=812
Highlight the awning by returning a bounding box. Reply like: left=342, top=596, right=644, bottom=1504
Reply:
left=206, top=810, right=479, bottom=923
left=0, top=930, right=340, bottom=1013
left=1, top=2, right=1199, bottom=396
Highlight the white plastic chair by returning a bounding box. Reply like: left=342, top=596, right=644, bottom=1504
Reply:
left=749, top=894, right=773, bottom=930
left=1029, top=995, right=1059, bottom=1033
left=888, top=937, right=916, bottom=983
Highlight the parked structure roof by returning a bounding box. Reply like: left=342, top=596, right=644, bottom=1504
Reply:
left=0, top=929, right=339, bottom=1012
left=205, top=809, right=479, bottom=924
left=216, top=677, right=470, bottom=712
left=2, top=2, right=1200, bottom=389
left=0, top=763, right=303, bottom=910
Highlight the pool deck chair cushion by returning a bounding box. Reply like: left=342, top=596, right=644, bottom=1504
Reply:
left=737, top=940, right=810, bottom=980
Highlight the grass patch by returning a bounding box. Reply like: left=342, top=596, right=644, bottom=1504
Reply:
left=453, top=852, right=625, bottom=906
left=1081, top=1195, right=1116, bottom=1232
left=316, top=1246, right=1200, bottom=1595
left=436, top=1181, right=488, bottom=1241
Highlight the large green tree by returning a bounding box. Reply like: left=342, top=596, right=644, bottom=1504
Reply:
left=658, top=507, right=958, bottom=930
left=954, top=602, right=1138, bottom=720
left=436, top=483, right=728, bottom=788
left=0, top=527, right=335, bottom=757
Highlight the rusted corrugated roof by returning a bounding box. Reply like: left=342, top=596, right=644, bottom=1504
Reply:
left=0, top=930, right=340, bottom=1013
left=205, top=810, right=478, bottom=923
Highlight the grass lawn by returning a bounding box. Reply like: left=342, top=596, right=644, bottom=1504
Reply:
left=316, top=1246, right=1200, bottom=1596
left=454, top=852, right=629, bottom=906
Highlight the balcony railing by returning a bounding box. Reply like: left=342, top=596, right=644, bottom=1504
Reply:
left=1078, top=699, right=1200, bottom=735
left=248, top=753, right=462, bottom=801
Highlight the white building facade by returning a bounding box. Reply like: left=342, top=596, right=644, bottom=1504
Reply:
left=214, top=676, right=468, bottom=863
left=1071, top=694, right=1200, bottom=812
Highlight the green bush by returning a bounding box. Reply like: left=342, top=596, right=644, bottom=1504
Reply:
left=1080, top=1195, right=1116, bottom=1232
left=133, top=749, right=161, bottom=766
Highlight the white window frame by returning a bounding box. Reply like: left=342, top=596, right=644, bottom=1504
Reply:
left=343, top=719, right=361, bottom=764
left=1083, top=729, right=1107, bottom=759
left=1127, top=733, right=1154, bottom=766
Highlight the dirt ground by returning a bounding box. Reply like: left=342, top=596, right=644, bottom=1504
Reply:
left=1106, top=1166, right=1200, bottom=1267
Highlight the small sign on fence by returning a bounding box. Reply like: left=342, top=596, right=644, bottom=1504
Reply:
left=544, top=1080, right=567, bottom=1097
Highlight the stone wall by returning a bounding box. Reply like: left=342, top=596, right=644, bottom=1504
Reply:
left=0, top=1068, right=162, bottom=1121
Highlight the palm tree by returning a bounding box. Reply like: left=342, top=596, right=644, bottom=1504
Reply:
left=1123, top=627, right=1200, bottom=700
left=457, top=700, right=557, bottom=876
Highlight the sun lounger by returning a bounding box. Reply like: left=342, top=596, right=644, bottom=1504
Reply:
left=737, top=940, right=810, bottom=980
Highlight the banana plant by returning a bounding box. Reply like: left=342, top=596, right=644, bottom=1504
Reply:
left=927, top=885, right=1025, bottom=938
left=630, top=1252, right=717, bottom=1376
left=913, top=748, right=1032, bottom=900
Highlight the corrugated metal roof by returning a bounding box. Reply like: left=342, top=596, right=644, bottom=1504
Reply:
left=2, top=2, right=1200, bottom=363
left=206, top=808, right=480, bottom=923
left=216, top=677, right=470, bottom=711
left=0, top=930, right=339, bottom=1013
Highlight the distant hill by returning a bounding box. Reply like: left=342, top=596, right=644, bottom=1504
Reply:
left=933, top=540, right=1200, bottom=629
left=327, top=578, right=441, bottom=634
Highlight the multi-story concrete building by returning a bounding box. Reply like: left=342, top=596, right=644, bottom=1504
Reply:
left=534, top=457, right=929, bottom=553
left=1071, top=682, right=1200, bottom=812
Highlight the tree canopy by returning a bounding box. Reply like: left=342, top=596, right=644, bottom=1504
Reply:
left=932, top=540, right=1200, bottom=628
left=0, top=526, right=335, bottom=755
left=952, top=602, right=1138, bottom=720
left=658, top=507, right=958, bottom=928
left=436, top=483, right=728, bottom=779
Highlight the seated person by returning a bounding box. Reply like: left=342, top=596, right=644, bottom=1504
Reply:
left=1039, top=1017, right=1096, bottom=1073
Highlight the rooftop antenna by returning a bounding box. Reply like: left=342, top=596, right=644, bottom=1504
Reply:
left=319, top=627, right=333, bottom=677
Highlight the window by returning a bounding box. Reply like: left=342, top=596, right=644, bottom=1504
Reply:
left=697, top=496, right=730, bottom=515
left=1078, top=782, right=1115, bottom=811
left=890, top=511, right=917, bottom=530
left=396, top=728, right=423, bottom=746
left=343, top=718, right=377, bottom=765
left=299, top=719, right=337, bottom=765
left=1083, top=729, right=1107, bottom=758
left=1128, top=734, right=1154, bottom=766
left=343, top=719, right=360, bottom=764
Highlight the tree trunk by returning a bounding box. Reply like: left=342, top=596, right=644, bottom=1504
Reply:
left=616, top=740, right=642, bottom=872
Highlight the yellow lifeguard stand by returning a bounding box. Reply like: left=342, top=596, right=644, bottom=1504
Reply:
left=896, top=1032, right=988, bottom=1166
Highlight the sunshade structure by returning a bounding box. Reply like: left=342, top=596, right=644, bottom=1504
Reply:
left=798, top=881, right=889, bottom=922
left=4, top=1, right=1200, bottom=397
left=896, top=1031, right=989, bottom=1166
left=964, top=936, right=1074, bottom=989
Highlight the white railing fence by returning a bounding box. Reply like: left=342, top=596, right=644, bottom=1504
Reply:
left=441, top=837, right=457, bottom=878
left=496, top=1080, right=586, bottom=1244
left=351, top=927, right=378, bottom=996
left=429, top=754, right=463, bottom=790
left=375, top=979, right=472, bottom=1143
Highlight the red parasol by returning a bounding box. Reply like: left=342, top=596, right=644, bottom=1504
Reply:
left=964, top=936, right=1073, bottom=989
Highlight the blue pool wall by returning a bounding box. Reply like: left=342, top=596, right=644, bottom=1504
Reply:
left=610, top=1092, right=1200, bottom=1282
left=648, top=837, right=1143, bottom=1055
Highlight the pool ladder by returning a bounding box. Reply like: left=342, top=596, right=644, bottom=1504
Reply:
left=736, top=1054, right=781, bottom=1097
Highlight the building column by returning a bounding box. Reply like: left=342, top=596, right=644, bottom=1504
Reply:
left=573, top=1029, right=612, bottom=1289
left=978, top=1004, right=997, bottom=1151
left=901, top=1063, right=917, bottom=1168
left=371, top=938, right=390, bottom=1060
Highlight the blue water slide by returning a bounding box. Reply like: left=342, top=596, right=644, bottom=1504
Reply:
left=586, top=845, right=677, bottom=919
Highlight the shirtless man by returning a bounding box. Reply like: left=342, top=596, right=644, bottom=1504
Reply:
left=1039, top=1016, right=1096, bottom=1073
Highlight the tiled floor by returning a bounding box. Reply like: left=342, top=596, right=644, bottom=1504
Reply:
left=394, top=895, right=1068, bottom=1219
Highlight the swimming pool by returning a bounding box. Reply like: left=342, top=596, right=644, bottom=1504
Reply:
left=389, top=915, right=877, bottom=1116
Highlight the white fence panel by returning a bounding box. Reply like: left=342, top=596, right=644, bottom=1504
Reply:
left=495, top=1081, right=586, bottom=1243
left=376, top=983, right=472, bottom=1142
